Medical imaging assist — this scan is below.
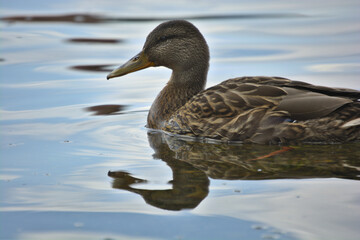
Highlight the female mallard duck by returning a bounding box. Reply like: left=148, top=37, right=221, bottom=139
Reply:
left=107, top=20, right=360, bottom=144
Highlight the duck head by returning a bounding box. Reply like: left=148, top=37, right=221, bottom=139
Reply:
left=107, top=20, right=210, bottom=81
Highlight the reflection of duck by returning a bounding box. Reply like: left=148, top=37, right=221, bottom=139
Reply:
left=109, top=131, right=209, bottom=211
left=108, top=131, right=359, bottom=211
left=162, top=134, right=360, bottom=180
left=107, top=20, right=360, bottom=144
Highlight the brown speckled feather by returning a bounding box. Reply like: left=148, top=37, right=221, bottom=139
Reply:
left=163, top=76, right=360, bottom=144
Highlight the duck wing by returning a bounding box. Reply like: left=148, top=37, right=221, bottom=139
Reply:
left=236, top=76, right=360, bottom=100
left=276, top=87, right=352, bottom=120
left=235, top=76, right=357, bottom=120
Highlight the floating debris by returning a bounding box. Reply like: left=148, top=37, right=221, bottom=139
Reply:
left=66, top=38, right=123, bottom=44
left=70, top=64, right=114, bottom=72
left=86, top=104, right=127, bottom=115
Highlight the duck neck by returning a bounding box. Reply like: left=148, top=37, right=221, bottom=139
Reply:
left=147, top=65, right=208, bottom=129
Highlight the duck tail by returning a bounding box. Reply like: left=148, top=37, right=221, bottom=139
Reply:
left=251, top=102, right=360, bottom=144
left=299, top=101, right=360, bottom=143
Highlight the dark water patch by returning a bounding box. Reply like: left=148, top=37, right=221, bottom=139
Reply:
left=1, top=14, right=104, bottom=23
left=86, top=104, right=127, bottom=115
left=1, top=13, right=307, bottom=24
left=66, top=38, right=123, bottom=44
left=70, top=64, right=114, bottom=72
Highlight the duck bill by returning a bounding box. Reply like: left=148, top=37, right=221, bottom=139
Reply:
left=107, top=51, right=155, bottom=80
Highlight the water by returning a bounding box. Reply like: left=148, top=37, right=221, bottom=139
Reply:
left=1, top=1, right=360, bottom=239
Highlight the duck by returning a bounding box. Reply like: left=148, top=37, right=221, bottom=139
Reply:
left=107, top=20, right=360, bottom=144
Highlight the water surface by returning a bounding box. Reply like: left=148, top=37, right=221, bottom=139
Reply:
left=1, top=1, right=360, bottom=240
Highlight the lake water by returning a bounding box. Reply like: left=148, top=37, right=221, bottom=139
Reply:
left=1, top=1, right=360, bottom=240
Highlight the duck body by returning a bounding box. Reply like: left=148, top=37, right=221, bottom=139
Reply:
left=107, top=20, right=360, bottom=144
left=162, top=76, right=360, bottom=144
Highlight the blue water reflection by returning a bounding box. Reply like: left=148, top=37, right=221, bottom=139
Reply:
left=1, top=0, right=360, bottom=240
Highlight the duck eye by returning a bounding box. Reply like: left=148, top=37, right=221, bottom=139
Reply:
left=132, top=56, right=139, bottom=61
left=160, top=36, right=167, bottom=41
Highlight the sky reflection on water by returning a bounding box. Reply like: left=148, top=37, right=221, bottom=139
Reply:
left=1, top=0, right=360, bottom=240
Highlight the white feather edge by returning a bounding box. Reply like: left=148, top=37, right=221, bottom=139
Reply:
left=341, top=118, right=360, bottom=128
